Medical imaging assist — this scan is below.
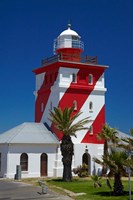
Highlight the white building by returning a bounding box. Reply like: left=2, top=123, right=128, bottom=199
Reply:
left=0, top=123, right=60, bottom=178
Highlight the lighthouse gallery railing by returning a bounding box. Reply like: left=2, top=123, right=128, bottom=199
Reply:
left=42, top=53, right=98, bottom=66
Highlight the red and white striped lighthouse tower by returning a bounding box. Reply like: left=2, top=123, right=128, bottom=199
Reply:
left=33, top=24, right=108, bottom=175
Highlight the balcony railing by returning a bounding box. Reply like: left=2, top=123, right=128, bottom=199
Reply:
left=42, top=53, right=98, bottom=66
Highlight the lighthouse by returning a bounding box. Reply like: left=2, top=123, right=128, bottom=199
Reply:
left=33, top=24, right=108, bottom=175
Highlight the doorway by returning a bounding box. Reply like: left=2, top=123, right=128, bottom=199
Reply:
left=40, top=153, right=47, bottom=176
left=82, top=153, right=91, bottom=175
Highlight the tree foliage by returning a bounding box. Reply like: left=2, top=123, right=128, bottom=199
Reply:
left=49, top=106, right=89, bottom=137
left=91, top=175, right=102, bottom=188
left=94, top=124, right=133, bottom=196
left=73, top=163, right=89, bottom=177
left=49, top=106, right=90, bottom=182
left=97, top=124, right=119, bottom=156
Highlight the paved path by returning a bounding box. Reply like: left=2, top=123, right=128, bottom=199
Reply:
left=0, top=179, right=73, bottom=200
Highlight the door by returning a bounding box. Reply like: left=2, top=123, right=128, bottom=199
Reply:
left=40, top=153, right=47, bottom=176
left=82, top=153, right=91, bottom=175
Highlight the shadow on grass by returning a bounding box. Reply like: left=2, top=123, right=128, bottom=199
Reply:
left=93, top=191, right=133, bottom=197
left=47, top=178, right=63, bottom=182
left=47, top=178, right=81, bottom=182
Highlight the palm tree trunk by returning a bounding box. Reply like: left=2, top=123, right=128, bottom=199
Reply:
left=60, top=135, right=74, bottom=182
left=102, top=140, right=108, bottom=175
left=62, top=156, right=72, bottom=182
left=104, top=140, right=108, bottom=156
left=113, top=173, right=123, bottom=196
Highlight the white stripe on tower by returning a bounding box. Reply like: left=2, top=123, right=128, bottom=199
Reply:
left=40, top=67, right=79, bottom=126
left=34, top=72, right=45, bottom=100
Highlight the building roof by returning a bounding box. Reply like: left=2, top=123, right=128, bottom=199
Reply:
left=0, top=122, right=59, bottom=144
left=117, top=130, right=132, bottom=139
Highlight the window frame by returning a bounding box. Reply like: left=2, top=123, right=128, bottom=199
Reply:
left=72, top=73, right=77, bottom=83
left=50, top=101, right=53, bottom=110
left=20, top=153, right=28, bottom=171
left=41, top=103, right=44, bottom=112
left=89, top=125, right=93, bottom=135
left=89, top=101, right=93, bottom=112
left=73, top=100, right=77, bottom=111
left=88, top=74, right=93, bottom=85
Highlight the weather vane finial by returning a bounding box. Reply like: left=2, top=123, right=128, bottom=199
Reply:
left=68, top=20, right=71, bottom=29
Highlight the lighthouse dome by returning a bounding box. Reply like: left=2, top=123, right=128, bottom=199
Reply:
left=60, top=27, right=80, bottom=38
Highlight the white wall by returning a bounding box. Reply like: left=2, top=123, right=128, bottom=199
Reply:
left=1, top=143, right=59, bottom=179
left=0, top=144, right=8, bottom=178
left=74, top=143, right=103, bottom=175
left=0, top=142, right=103, bottom=178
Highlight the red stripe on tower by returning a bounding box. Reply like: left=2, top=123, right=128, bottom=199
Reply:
left=81, top=105, right=105, bottom=144
left=35, top=68, right=59, bottom=122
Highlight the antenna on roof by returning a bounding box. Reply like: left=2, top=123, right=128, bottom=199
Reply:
left=68, top=19, right=72, bottom=29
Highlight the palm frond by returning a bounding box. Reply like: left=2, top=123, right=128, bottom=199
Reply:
left=49, top=106, right=90, bottom=138
left=130, top=128, right=133, bottom=136
left=93, top=157, right=103, bottom=166
left=49, top=111, right=61, bottom=125
left=120, top=137, right=133, bottom=151
left=54, top=107, right=63, bottom=121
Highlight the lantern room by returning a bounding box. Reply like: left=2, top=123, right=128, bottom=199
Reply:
left=53, top=24, right=84, bottom=62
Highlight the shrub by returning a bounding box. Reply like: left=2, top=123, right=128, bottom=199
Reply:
left=73, top=163, right=89, bottom=177
left=91, top=175, right=102, bottom=188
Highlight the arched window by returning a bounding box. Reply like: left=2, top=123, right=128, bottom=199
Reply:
left=72, top=73, right=77, bottom=83
left=88, top=74, right=93, bottom=85
left=89, top=101, right=93, bottom=110
left=73, top=100, right=77, bottom=110
left=89, top=125, right=93, bottom=135
left=50, top=101, right=53, bottom=110
left=20, top=153, right=28, bottom=171
left=41, top=103, right=44, bottom=112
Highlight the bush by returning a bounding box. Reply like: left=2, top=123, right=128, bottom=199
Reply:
left=73, top=163, right=89, bottom=177
left=91, top=175, right=102, bottom=188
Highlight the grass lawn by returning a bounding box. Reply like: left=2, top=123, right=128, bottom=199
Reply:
left=46, top=177, right=133, bottom=200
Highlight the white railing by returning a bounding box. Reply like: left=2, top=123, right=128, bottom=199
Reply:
left=42, top=54, right=97, bottom=66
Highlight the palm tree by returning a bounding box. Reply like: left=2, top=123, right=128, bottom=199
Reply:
left=95, top=126, right=133, bottom=195
left=118, top=128, right=133, bottom=153
left=97, top=124, right=119, bottom=156
left=120, top=137, right=133, bottom=152
left=97, top=124, right=119, bottom=174
left=94, top=148, right=130, bottom=196
left=49, top=106, right=89, bottom=182
left=117, top=129, right=133, bottom=178
left=130, top=128, right=133, bottom=136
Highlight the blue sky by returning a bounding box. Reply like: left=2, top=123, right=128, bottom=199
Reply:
left=0, top=0, right=133, bottom=134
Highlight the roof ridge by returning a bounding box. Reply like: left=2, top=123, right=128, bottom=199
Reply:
left=38, top=123, right=49, bottom=139
left=6, top=123, right=26, bottom=143
left=43, top=123, right=59, bottom=141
